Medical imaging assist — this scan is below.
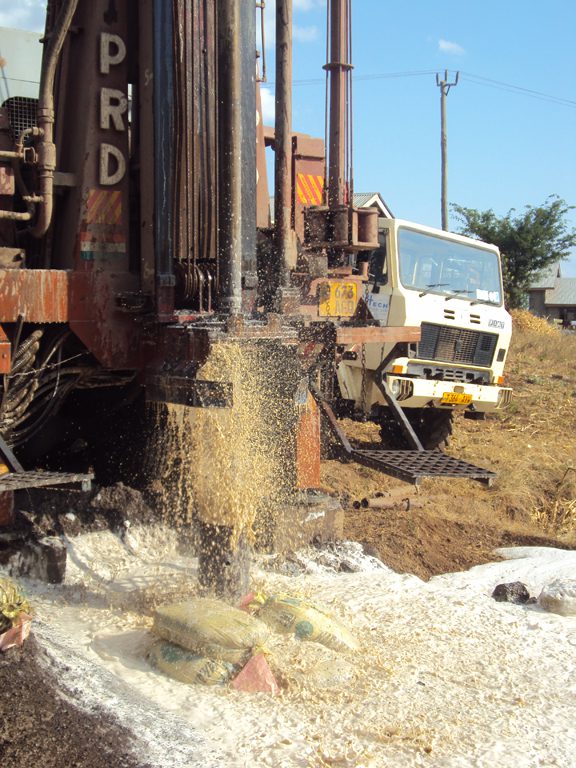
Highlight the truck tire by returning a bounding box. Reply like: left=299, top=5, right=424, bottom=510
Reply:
left=379, top=408, right=454, bottom=451
left=413, top=409, right=454, bottom=450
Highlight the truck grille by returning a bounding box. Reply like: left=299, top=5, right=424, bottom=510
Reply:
left=416, top=323, right=497, bottom=367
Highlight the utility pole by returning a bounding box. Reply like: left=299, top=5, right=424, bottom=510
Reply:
left=436, top=70, right=459, bottom=231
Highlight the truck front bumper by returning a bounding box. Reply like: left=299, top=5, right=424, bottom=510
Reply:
left=386, top=375, right=513, bottom=412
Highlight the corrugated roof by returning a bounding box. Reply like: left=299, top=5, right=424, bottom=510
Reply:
left=544, top=278, right=576, bottom=306
left=529, top=262, right=562, bottom=290
left=270, top=192, right=395, bottom=222
left=353, top=192, right=379, bottom=207
left=353, top=192, right=394, bottom=218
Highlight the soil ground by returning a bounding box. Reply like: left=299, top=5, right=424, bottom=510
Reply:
left=1, top=313, right=575, bottom=766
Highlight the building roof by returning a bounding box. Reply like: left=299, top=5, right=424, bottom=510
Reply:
left=269, top=191, right=394, bottom=223
left=544, top=278, right=576, bottom=307
left=353, top=192, right=394, bottom=218
left=529, top=262, right=562, bottom=290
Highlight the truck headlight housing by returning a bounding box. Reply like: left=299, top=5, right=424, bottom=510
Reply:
left=388, top=377, right=414, bottom=401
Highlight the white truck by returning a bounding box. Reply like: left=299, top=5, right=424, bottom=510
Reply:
left=336, top=218, right=513, bottom=449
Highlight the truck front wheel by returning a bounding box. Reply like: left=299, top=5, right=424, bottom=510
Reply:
left=378, top=408, right=454, bottom=451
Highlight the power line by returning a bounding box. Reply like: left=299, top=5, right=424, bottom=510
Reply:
left=266, top=69, right=576, bottom=108
left=458, top=71, right=576, bottom=108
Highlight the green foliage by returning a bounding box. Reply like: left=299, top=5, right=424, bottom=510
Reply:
left=451, top=196, right=576, bottom=308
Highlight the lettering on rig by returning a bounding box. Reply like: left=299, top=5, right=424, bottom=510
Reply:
left=99, top=32, right=127, bottom=186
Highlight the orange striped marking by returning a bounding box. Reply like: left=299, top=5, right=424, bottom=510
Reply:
left=86, top=188, right=122, bottom=225
left=297, top=173, right=324, bottom=205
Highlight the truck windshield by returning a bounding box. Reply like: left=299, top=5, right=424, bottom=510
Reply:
left=398, top=228, right=502, bottom=305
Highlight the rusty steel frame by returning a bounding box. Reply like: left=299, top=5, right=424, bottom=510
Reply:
left=274, top=0, right=297, bottom=282
left=325, top=0, right=351, bottom=210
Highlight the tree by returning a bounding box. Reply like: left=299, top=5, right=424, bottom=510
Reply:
left=451, top=196, right=576, bottom=308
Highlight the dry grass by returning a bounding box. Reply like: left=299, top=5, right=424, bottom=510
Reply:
left=466, top=313, right=576, bottom=537
left=331, top=310, right=576, bottom=577
left=509, top=308, right=560, bottom=336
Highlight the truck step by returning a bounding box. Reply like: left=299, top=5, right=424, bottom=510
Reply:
left=350, top=448, right=496, bottom=486
left=0, top=471, right=93, bottom=493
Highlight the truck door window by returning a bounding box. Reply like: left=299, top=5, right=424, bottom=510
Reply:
left=369, top=236, right=388, bottom=293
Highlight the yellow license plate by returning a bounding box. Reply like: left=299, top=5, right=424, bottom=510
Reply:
left=441, top=392, right=473, bottom=405
left=318, top=281, right=358, bottom=317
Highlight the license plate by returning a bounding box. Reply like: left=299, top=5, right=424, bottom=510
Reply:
left=441, top=392, right=473, bottom=405
left=318, top=281, right=358, bottom=317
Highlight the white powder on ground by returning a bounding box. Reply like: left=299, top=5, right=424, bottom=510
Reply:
left=10, top=529, right=576, bottom=768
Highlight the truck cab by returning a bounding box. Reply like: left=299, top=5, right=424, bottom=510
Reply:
left=337, top=218, right=513, bottom=446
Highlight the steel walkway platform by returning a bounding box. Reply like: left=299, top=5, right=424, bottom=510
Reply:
left=350, top=448, right=496, bottom=486
left=316, top=394, right=496, bottom=486
left=0, top=471, right=93, bottom=493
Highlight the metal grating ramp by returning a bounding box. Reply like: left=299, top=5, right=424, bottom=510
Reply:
left=0, top=471, right=93, bottom=493
left=351, top=449, right=496, bottom=486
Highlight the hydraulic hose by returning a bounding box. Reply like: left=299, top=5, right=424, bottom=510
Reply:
left=30, top=0, right=79, bottom=237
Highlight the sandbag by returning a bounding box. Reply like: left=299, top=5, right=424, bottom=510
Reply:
left=148, top=640, right=234, bottom=686
left=538, top=579, right=576, bottom=617
left=252, top=594, right=359, bottom=653
left=152, top=598, right=270, bottom=664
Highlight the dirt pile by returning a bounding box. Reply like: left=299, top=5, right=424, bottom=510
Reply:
left=0, top=636, right=147, bottom=768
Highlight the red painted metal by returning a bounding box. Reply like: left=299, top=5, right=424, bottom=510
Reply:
left=336, top=326, right=421, bottom=345
left=0, top=325, right=11, bottom=374
left=0, top=269, right=69, bottom=322
left=295, top=392, right=321, bottom=489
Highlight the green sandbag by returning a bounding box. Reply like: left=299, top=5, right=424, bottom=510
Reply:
left=148, top=640, right=234, bottom=686
left=255, top=594, right=359, bottom=653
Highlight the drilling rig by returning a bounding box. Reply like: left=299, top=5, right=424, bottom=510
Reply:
left=0, top=0, right=506, bottom=593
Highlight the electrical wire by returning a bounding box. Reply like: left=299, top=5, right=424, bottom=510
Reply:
left=267, top=68, right=576, bottom=108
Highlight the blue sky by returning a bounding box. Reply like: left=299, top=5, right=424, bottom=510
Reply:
left=261, top=0, right=576, bottom=276
left=2, top=0, right=575, bottom=275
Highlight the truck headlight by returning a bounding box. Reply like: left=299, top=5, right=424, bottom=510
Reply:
left=390, top=378, right=401, bottom=397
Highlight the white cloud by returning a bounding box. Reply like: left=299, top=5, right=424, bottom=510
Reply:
left=0, top=0, right=46, bottom=32
left=259, top=0, right=324, bottom=50
left=260, top=86, right=275, bottom=124
left=438, top=39, right=465, bottom=56
left=293, top=25, right=318, bottom=43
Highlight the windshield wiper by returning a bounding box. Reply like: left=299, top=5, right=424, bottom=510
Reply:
left=418, top=283, right=449, bottom=297
left=444, top=289, right=474, bottom=302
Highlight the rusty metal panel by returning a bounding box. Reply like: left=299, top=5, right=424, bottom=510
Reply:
left=49, top=1, right=131, bottom=273
left=295, top=391, right=321, bottom=489
left=0, top=269, right=69, bottom=322
left=293, top=134, right=325, bottom=159
left=256, top=82, right=270, bottom=229
left=336, top=326, right=421, bottom=345
left=68, top=271, right=140, bottom=368
left=0, top=324, right=10, bottom=373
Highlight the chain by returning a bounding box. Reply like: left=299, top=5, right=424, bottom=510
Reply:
left=360, top=343, right=368, bottom=419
